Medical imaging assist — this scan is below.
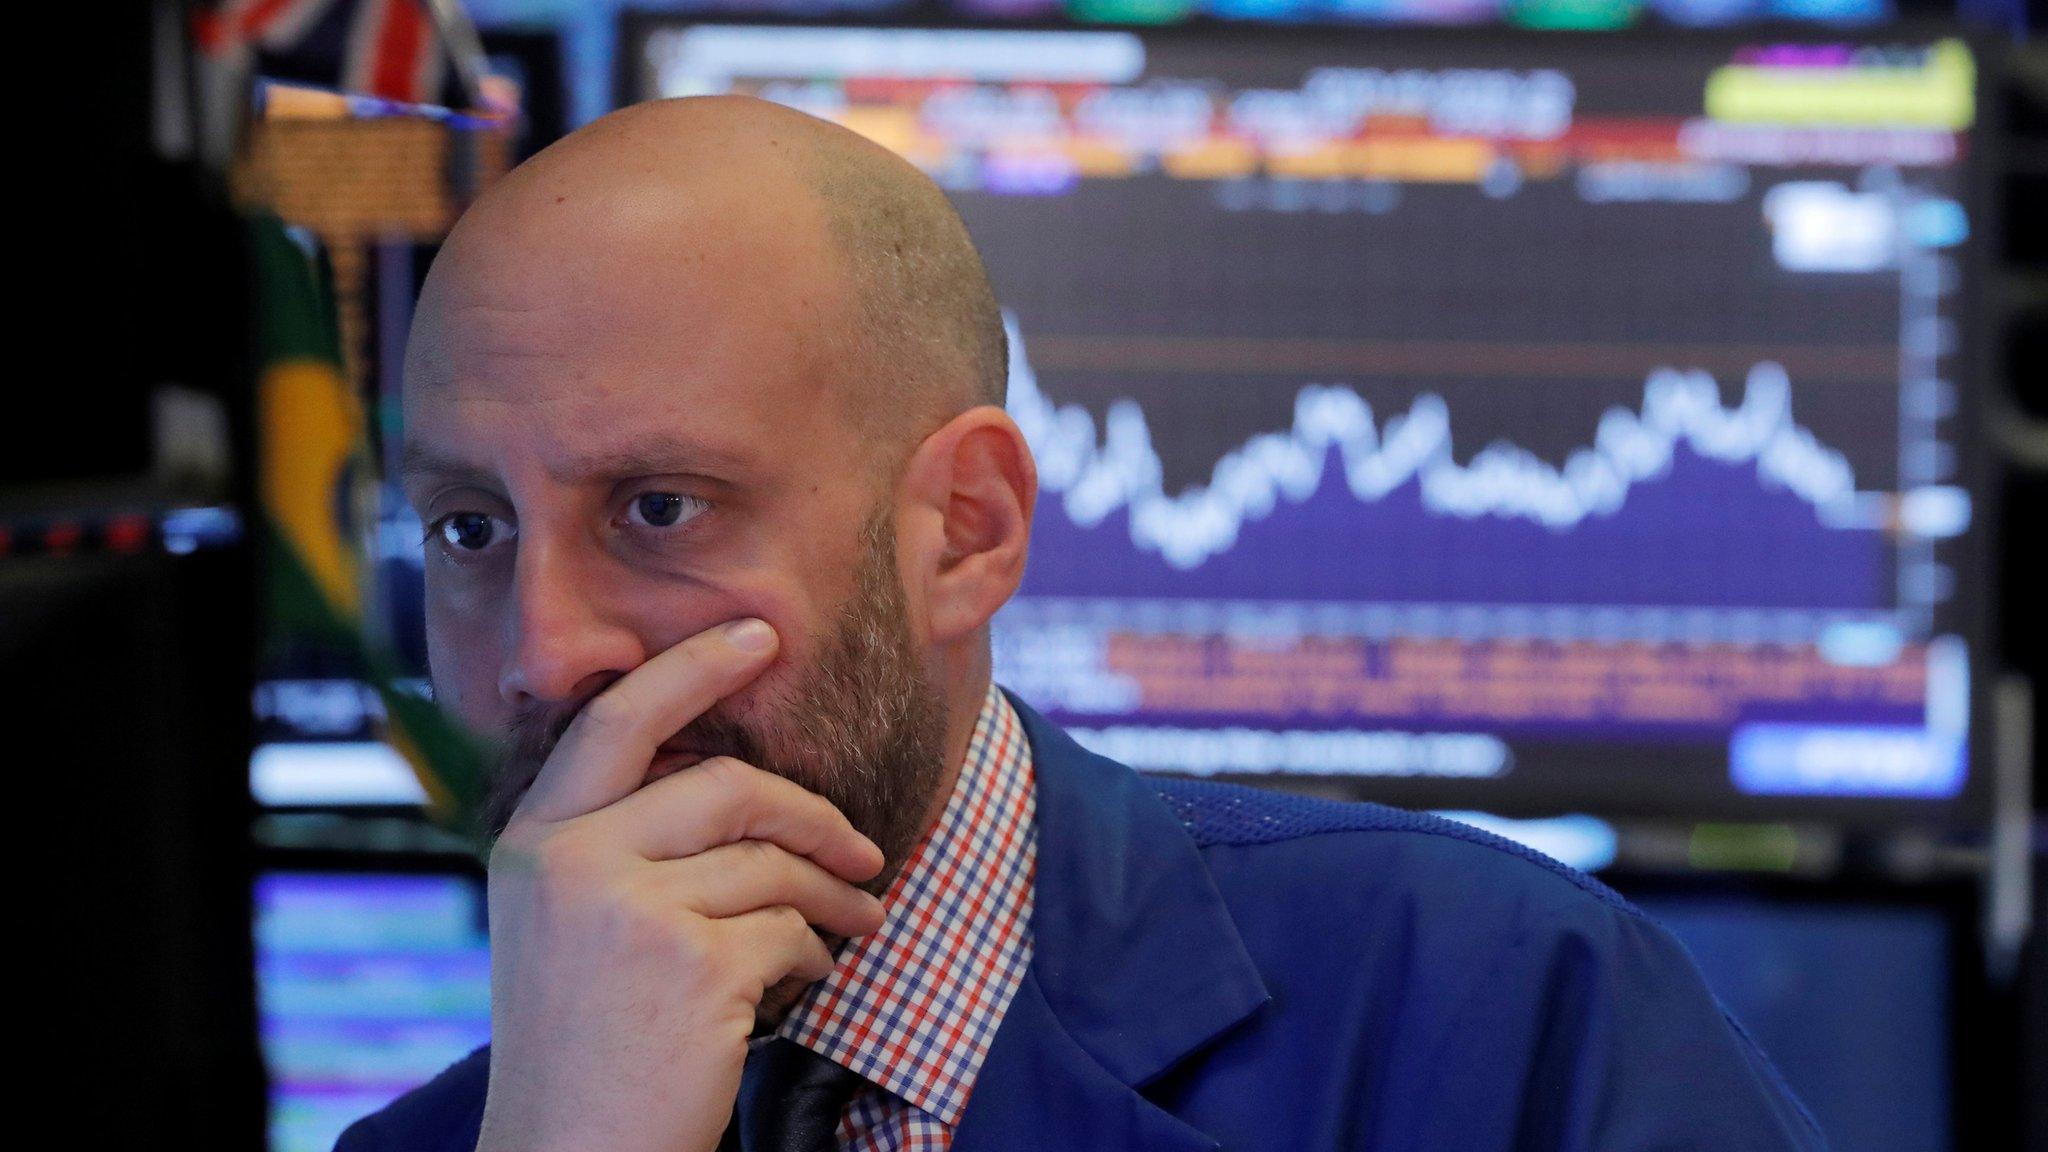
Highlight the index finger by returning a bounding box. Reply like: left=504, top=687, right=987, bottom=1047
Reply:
left=514, top=617, right=780, bottom=824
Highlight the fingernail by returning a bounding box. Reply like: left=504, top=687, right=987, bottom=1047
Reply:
left=724, top=618, right=776, bottom=652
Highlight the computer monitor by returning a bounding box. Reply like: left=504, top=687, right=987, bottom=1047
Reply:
left=255, top=865, right=492, bottom=1152
left=622, top=19, right=1994, bottom=824
left=1627, top=883, right=1972, bottom=1152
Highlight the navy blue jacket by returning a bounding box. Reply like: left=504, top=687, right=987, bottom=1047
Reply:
left=339, top=693, right=1826, bottom=1151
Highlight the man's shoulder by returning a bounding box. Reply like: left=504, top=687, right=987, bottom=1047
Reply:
left=1012, top=689, right=1632, bottom=936
left=333, top=1044, right=490, bottom=1152
left=1139, top=772, right=1656, bottom=973
left=1147, top=773, right=1631, bottom=913
left=1133, top=775, right=1827, bottom=1151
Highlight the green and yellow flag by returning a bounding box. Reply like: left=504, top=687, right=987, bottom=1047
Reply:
left=252, top=217, right=487, bottom=833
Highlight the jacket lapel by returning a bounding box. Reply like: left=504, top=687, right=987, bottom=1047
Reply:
left=952, top=694, right=1271, bottom=1150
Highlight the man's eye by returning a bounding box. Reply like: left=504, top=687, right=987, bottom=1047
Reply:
left=625, top=492, right=707, bottom=529
left=434, top=512, right=515, bottom=553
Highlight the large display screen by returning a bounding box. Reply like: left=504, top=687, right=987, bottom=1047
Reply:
left=626, top=21, right=1991, bottom=820
left=1632, top=892, right=1955, bottom=1151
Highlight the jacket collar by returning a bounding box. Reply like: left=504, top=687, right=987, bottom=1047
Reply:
left=953, top=692, right=1270, bottom=1150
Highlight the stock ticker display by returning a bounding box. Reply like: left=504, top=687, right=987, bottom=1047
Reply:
left=634, top=26, right=1986, bottom=816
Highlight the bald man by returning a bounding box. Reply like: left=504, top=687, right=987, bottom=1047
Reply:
left=339, top=97, right=1827, bottom=1152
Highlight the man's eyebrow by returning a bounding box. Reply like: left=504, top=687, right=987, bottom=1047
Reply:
left=397, top=434, right=753, bottom=487
left=547, top=433, right=752, bottom=483
left=399, top=441, right=495, bottom=487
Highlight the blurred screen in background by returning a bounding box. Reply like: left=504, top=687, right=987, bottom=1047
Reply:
left=623, top=23, right=1988, bottom=823
left=1633, top=892, right=1955, bottom=1152
left=256, top=872, right=491, bottom=1152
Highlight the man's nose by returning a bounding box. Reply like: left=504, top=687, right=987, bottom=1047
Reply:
left=496, top=535, right=647, bottom=709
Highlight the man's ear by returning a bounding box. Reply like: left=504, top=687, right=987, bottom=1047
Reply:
left=897, top=406, right=1038, bottom=646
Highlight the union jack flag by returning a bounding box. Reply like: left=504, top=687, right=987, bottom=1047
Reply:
left=193, top=0, right=451, bottom=105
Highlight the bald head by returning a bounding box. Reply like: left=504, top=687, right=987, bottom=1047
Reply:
left=403, top=95, right=1039, bottom=866
left=419, top=95, right=1006, bottom=463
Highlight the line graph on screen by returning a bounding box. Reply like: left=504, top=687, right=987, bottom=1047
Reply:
left=1005, top=315, right=1890, bottom=610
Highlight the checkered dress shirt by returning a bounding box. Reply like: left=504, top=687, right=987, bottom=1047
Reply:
left=773, top=684, right=1039, bottom=1151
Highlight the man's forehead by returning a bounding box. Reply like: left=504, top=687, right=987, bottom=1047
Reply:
left=398, top=131, right=871, bottom=489
left=408, top=256, right=716, bottom=371
left=408, top=244, right=830, bottom=411
left=404, top=299, right=823, bottom=458
left=400, top=308, right=854, bottom=511
left=410, top=216, right=849, bottom=390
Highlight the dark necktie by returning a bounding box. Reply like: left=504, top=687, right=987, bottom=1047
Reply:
left=722, top=1037, right=866, bottom=1152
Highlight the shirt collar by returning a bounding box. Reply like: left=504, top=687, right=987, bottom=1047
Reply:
left=775, top=683, right=1039, bottom=1125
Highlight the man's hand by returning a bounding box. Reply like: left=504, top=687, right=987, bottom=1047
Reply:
left=475, top=619, right=888, bottom=1152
